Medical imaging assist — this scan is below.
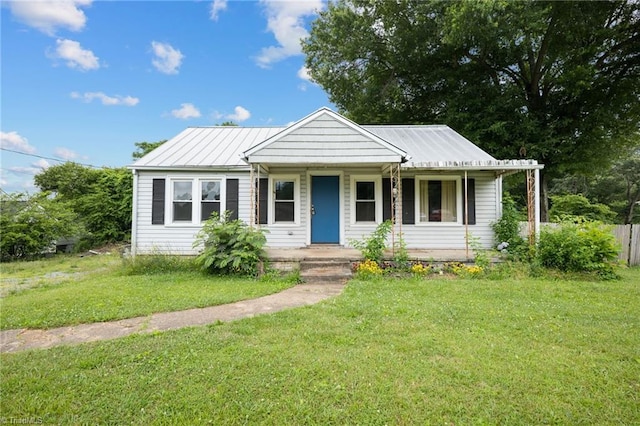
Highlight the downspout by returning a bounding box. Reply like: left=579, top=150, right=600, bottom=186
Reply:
left=131, top=169, right=138, bottom=257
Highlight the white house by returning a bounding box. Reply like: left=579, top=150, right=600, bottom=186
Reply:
left=129, top=108, right=542, bottom=256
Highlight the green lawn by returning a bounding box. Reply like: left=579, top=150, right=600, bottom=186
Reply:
left=2, top=268, right=638, bottom=424
left=0, top=254, right=296, bottom=330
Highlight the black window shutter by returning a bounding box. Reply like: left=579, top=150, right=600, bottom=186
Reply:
left=257, top=178, right=268, bottom=225
left=226, top=179, right=239, bottom=220
left=151, top=178, right=165, bottom=225
left=462, top=178, right=476, bottom=225
left=402, top=178, right=415, bottom=224
left=382, top=178, right=391, bottom=222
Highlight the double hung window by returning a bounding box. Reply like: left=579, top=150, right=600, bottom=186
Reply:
left=417, top=177, right=461, bottom=223
left=351, top=176, right=380, bottom=224
left=200, top=180, right=221, bottom=221
left=269, top=176, right=298, bottom=224
left=171, top=179, right=223, bottom=224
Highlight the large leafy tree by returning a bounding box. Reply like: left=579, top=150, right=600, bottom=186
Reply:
left=303, top=0, right=640, bottom=219
left=34, top=163, right=132, bottom=245
left=0, top=192, right=82, bottom=261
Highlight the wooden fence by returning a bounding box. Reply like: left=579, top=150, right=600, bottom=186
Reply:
left=613, top=224, right=640, bottom=266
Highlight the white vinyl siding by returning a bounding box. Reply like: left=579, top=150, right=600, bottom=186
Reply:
left=248, top=114, right=403, bottom=164
left=134, top=171, right=244, bottom=255
left=133, top=169, right=498, bottom=255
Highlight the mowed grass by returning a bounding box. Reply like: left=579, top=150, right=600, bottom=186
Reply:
left=0, top=254, right=295, bottom=330
left=2, top=268, right=638, bottom=424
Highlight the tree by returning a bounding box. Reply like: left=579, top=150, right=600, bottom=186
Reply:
left=550, top=150, right=640, bottom=224
left=217, top=121, right=238, bottom=126
left=34, top=163, right=133, bottom=246
left=33, top=162, right=100, bottom=200
left=548, top=194, right=617, bottom=223
left=0, top=192, right=82, bottom=261
left=132, top=140, right=167, bottom=160
left=303, top=0, right=640, bottom=220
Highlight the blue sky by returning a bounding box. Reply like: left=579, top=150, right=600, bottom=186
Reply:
left=1, top=0, right=333, bottom=193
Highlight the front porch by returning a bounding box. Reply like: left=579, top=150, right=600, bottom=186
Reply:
left=266, top=246, right=477, bottom=284
left=266, top=246, right=472, bottom=262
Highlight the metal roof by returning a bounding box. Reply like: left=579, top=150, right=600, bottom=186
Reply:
left=363, top=125, right=497, bottom=165
left=131, top=118, right=540, bottom=171
left=131, top=126, right=284, bottom=169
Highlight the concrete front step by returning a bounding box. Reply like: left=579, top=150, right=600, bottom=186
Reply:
left=300, top=259, right=353, bottom=284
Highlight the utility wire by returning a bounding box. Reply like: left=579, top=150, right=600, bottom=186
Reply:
left=1, top=147, right=100, bottom=168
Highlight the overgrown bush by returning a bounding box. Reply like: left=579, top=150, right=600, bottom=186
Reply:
left=537, top=219, right=619, bottom=278
left=193, top=212, right=267, bottom=276
left=349, top=220, right=392, bottom=263
left=0, top=192, right=82, bottom=262
left=492, top=195, right=527, bottom=259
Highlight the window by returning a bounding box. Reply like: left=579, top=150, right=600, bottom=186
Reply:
left=351, top=176, right=381, bottom=224
left=417, top=177, right=461, bottom=223
left=169, top=178, right=225, bottom=224
left=355, top=181, right=376, bottom=222
left=172, top=181, right=192, bottom=222
left=274, top=179, right=295, bottom=222
left=201, top=180, right=221, bottom=221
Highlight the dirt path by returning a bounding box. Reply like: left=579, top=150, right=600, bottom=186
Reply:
left=0, top=282, right=345, bottom=353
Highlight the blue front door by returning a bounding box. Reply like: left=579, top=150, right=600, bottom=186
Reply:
left=311, top=176, right=340, bottom=244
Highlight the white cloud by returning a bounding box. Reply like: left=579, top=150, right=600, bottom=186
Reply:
left=255, top=0, right=323, bottom=68
left=226, top=106, right=251, bottom=122
left=54, top=147, right=77, bottom=160
left=50, top=39, right=100, bottom=71
left=151, top=41, right=184, bottom=75
left=171, top=103, right=201, bottom=120
left=1, top=131, right=36, bottom=154
left=8, top=158, right=50, bottom=176
left=297, top=66, right=312, bottom=81
left=210, top=0, right=227, bottom=21
left=7, top=0, right=91, bottom=36
left=70, top=91, right=139, bottom=106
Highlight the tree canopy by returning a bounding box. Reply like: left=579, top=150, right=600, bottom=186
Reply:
left=34, top=163, right=132, bottom=246
left=132, top=140, right=167, bottom=160
left=304, top=0, right=640, bottom=218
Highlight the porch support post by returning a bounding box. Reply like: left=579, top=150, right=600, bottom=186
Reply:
left=534, top=168, right=541, bottom=242
left=249, top=163, right=261, bottom=228
left=526, top=169, right=536, bottom=247
left=389, top=163, right=402, bottom=256
left=256, top=164, right=261, bottom=228
left=464, top=170, right=469, bottom=259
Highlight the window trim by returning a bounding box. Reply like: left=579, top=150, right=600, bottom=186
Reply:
left=350, top=175, right=382, bottom=225
left=166, top=177, right=226, bottom=226
left=415, top=175, right=463, bottom=225
left=268, top=175, right=300, bottom=226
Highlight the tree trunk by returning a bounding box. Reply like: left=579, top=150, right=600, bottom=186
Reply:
left=540, top=172, right=550, bottom=223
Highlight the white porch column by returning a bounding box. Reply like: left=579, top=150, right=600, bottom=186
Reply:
left=534, top=168, right=541, bottom=242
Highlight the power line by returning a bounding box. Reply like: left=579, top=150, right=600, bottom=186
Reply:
left=1, top=147, right=100, bottom=168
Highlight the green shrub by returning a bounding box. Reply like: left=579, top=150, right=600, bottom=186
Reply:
left=392, top=233, right=410, bottom=270
left=492, top=195, right=528, bottom=259
left=193, top=212, right=267, bottom=276
left=537, top=219, right=619, bottom=278
left=349, top=220, right=392, bottom=263
left=549, top=194, right=617, bottom=223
